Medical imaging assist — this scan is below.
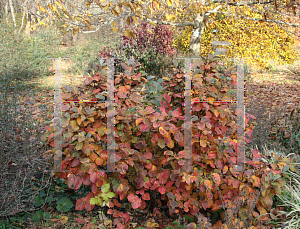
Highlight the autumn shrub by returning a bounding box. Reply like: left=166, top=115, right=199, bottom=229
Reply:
left=42, top=55, right=298, bottom=229
left=87, top=21, right=177, bottom=78
left=120, top=21, right=176, bottom=77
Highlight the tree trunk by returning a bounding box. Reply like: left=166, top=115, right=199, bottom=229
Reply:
left=8, top=0, right=16, bottom=28
left=5, top=2, right=8, bottom=24
left=18, top=8, right=26, bottom=34
left=24, top=13, right=31, bottom=37
left=189, top=13, right=205, bottom=57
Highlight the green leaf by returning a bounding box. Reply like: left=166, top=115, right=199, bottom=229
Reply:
left=273, top=174, right=281, bottom=180
left=86, top=132, right=92, bottom=138
left=282, top=165, right=290, bottom=173
left=101, top=183, right=110, bottom=193
left=90, top=197, right=100, bottom=205
left=191, top=115, right=199, bottom=122
left=106, top=192, right=116, bottom=198
left=103, top=196, right=109, bottom=203
left=96, top=94, right=105, bottom=100
left=209, top=93, right=217, bottom=98
left=147, top=75, right=156, bottom=80
left=150, top=86, right=156, bottom=92
left=56, top=197, right=74, bottom=213
left=217, top=13, right=224, bottom=20
left=39, top=190, right=46, bottom=197
left=132, top=137, right=138, bottom=143
left=45, top=196, right=54, bottom=203
left=158, top=138, right=165, bottom=148
left=34, top=195, right=45, bottom=207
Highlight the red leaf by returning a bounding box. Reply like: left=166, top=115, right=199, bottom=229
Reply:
left=82, top=174, right=91, bottom=186
left=91, top=183, right=97, bottom=193
left=171, top=107, right=182, bottom=118
left=90, top=172, right=97, bottom=183
left=118, top=163, right=128, bottom=174
left=174, top=132, right=184, bottom=146
left=70, top=159, right=80, bottom=167
left=163, top=93, right=171, bottom=103
left=158, top=186, right=166, bottom=194
left=68, top=174, right=75, bottom=189
left=75, top=197, right=86, bottom=211
left=116, top=223, right=125, bottom=229
left=202, top=201, right=208, bottom=210
left=212, top=173, right=221, bottom=186
left=207, top=151, right=217, bottom=159
left=85, top=192, right=95, bottom=211
left=107, top=209, right=114, bottom=214
left=122, top=213, right=130, bottom=224
left=187, top=223, right=196, bottom=229
left=232, top=179, right=240, bottom=189
left=144, top=106, right=155, bottom=115
left=156, top=169, right=170, bottom=185
left=73, top=218, right=87, bottom=224
left=139, top=123, right=151, bottom=132
left=144, top=151, right=152, bottom=160
left=74, top=176, right=83, bottom=190
left=142, top=193, right=150, bottom=200
left=165, top=181, right=174, bottom=188
left=127, top=194, right=142, bottom=209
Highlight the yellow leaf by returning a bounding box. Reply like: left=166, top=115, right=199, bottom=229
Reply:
left=60, top=216, right=68, bottom=224
left=124, top=30, right=131, bottom=38
left=129, top=30, right=136, bottom=39
left=245, top=30, right=251, bottom=37
left=114, top=5, right=120, bottom=13
left=112, top=26, right=118, bottom=33
left=105, top=4, right=109, bottom=11
left=96, top=3, right=103, bottom=9
left=55, top=1, right=62, bottom=9
left=149, top=21, right=157, bottom=26
left=112, top=9, right=119, bottom=16
left=167, top=0, right=172, bottom=6
left=86, top=1, right=91, bottom=8
left=126, top=16, right=131, bottom=25
left=75, top=16, right=81, bottom=21
left=132, top=16, right=139, bottom=24
left=166, top=13, right=172, bottom=21
left=83, top=19, right=90, bottom=26
left=147, top=221, right=159, bottom=228
left=157, top=2, right=160, bottom=10
left=40, top=6, right=46, bottom=12
left=267, top=11, right=272, bottom=19
left=200, top=140, right=206, bottom=147
left=52, top=4, right=58, bottom=12
left=112, top=21, right=116, bottom=26
left=100, top=0, right=105, bottom=3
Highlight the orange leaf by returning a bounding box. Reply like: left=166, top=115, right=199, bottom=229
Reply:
left=251, top=175, right=261, bottom=187
left=204, top=180, right=212, bottom=189
left=212, top=173, right=221, bottom=186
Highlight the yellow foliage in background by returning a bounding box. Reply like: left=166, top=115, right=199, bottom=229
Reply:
left=172, top=4, right=298, bottom=70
